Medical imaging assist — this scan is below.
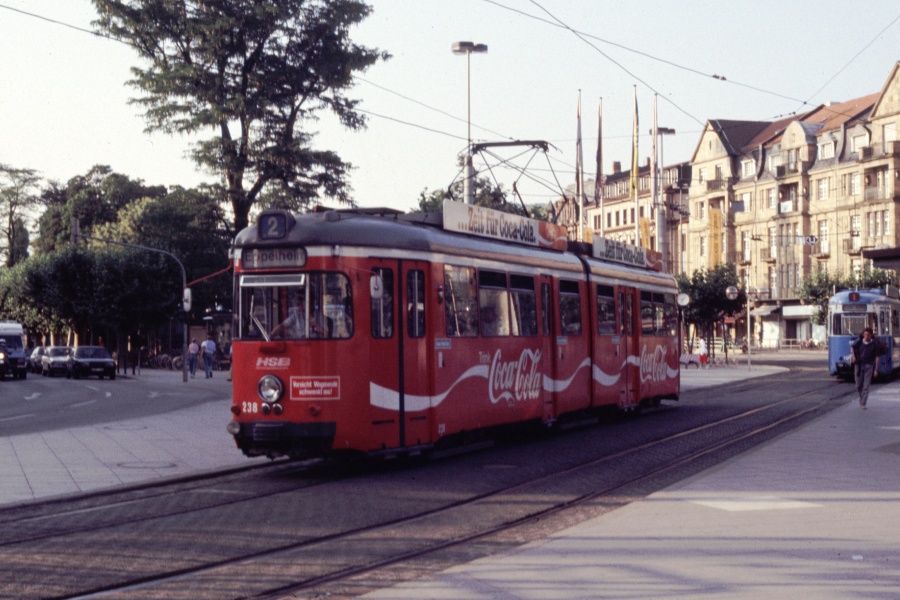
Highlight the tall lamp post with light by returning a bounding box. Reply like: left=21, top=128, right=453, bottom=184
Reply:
left=452, top=41, right=488, bottom=205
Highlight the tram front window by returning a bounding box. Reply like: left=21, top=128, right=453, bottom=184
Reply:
left=239, top=273, right=352, bottom=340
left=836, top=314, right=868, bottom=336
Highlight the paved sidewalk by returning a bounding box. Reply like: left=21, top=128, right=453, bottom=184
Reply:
left=0, top=370, right=264, bottom=507
left=363, top=366, right=900, bottom=599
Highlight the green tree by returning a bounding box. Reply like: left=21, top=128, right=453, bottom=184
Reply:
left=92, top=186, right=232, bottom=321
left=33, top=166, right=167, bottom=255
left=676, top=263, right=745, bottom=348
left=0, top=165, right=42, bottom=267
left=798, top=269, right=842, bottom=326
left=93, top=0, right=390, bottom=233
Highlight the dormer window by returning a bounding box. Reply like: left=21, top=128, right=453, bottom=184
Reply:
left=818, top=141, right=834, bottom=159
left=741, top=159, right=755, bottom=178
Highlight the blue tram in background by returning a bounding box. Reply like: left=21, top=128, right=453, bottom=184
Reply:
left=828, top=286, right=900, bottom=380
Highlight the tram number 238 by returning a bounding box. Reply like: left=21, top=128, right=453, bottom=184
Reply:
left=242, top=401, right=260, bottom=414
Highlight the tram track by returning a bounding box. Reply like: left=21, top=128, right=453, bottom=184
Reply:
left=0, top=367, right=848, bottom=600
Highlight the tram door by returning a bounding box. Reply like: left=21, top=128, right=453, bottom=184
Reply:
left=618, top=287, right=640, bottom=408
left=400, top=261, right=431, bottom=448
left=368, top=260, right=431, bottom=452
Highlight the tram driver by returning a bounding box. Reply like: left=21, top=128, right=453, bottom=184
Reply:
left=272, top=288, right=328, bottom=339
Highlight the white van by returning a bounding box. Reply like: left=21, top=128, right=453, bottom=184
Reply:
left=0, top=321, right=28, bottom=380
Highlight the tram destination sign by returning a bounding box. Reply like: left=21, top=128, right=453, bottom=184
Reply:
left=592, top=237, right=663, bottom=271
left=442, top=200, right=568, bottom=251
left=242, top=247, right=307, bottom=270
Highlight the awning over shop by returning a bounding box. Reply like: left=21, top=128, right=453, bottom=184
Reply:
left=750, top=305, right=781, bottom=317
left=782, top=305, right=816, bottom=318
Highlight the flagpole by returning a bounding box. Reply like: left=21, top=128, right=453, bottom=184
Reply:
left=631, top=86, right=639, bottom=245
left=594, top=97, right=603, bottom=237
left=652, top=93, right=659, bottom=255
left=576, top=90, right=585, bottom=242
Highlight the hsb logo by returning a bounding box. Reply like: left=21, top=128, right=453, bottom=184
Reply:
left=488, top=349, right=542, bottom=404
left=256, top=357, right=291, bottom=369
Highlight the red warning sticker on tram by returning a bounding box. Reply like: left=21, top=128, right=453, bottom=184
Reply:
left=290, top=376, right=340, bottom=401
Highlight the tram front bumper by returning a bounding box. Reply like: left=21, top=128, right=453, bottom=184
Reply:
left=229, top=421, right=337, bottom=460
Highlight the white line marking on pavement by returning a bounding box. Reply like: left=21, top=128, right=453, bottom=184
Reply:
left=23, top=393, right=41, bottom=401
left=0, top=413, right=35, bottom=422
left=70, top=400, right=97, bottom=408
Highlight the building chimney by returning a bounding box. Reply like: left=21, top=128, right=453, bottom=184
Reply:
left=613, top=161, right=621, bottom=173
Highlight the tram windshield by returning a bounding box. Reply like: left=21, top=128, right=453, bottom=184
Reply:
left=831, top=312, right=874, bottom=337
left=238, top=272, right=353, bottom=341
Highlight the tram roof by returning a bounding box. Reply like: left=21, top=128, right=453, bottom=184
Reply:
left=234, top=208, right=676, bottom=286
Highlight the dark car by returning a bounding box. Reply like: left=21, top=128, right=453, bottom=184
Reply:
left=42, top=346, right=70, bottom=377
left=28, top=346, right=45, bottom=373
left=66, top=346, right=116, bottom=380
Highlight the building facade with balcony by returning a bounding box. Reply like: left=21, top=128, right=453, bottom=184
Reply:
left=685, top=62, right=900, bottom=348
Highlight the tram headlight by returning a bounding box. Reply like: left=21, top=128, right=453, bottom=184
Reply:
left=258, top=375, right=285, bottom=404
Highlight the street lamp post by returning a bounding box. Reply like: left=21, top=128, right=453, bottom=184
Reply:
left=452, top=41, right=488, bottom=205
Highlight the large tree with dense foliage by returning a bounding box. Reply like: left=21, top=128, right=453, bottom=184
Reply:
left=92, top=0, right=390, bottom=233
left=34, top=166, right=167, bottom=255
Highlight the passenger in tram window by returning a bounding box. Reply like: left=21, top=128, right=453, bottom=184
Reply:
left=272, top=289, right=326, bottom=339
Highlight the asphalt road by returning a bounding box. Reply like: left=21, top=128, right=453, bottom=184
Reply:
left=0, top=368, right=228, bottom=436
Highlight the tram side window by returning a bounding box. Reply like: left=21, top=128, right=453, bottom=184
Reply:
left=541, top=282, right=551, bottom=336
left=444, top=265, right=478, bottom=337
left=479, top=270, right=510, bottom=337
left=510, top=274, right=538, bottom=336
left=640, top=291, right=655, bottom=335
left=894, top=309, right=900, bottom=337
left=662, top=293, right=677, bottom=336
left=407, top=270, right=426, bottom=338
left=619, top=292, right=634, bottom=335
left=596, top=284, right=616, bottom=335
left=371, top=268, right=394, bottom=338
left=559, top=280, right=582, bottom=336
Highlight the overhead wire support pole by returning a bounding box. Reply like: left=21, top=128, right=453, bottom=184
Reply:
left=74, top=228, right=190, bottom=383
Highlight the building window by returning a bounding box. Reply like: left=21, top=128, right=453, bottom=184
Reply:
left=817, top=178, right=829, bottom=200
left=851, top=173, right=861, bottom=195
left=742, top=159, right=754, bottom=178
left=818, top=141, right=834, bottom=159
left=766, top=188, right=775, bottom=208
left=699, top=236, right=706, bottom=257
left=851, top=134, right=867, bottom=153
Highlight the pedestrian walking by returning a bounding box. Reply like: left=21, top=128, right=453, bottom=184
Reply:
left=201, top=334, right=217, bottom=379
left=851, top=327, right=885, bottom=409
left=188, top=338, right=200, bottom=378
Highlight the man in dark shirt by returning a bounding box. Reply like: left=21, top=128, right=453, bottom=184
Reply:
left=851, top=327, right=883, bottom=409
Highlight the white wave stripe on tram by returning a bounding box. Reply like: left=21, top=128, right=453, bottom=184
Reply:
left=369, top=364, right=489, bottom=412
left=592, top=361, right=624, bottom=386
left=542, top=357, right=592, bottom=393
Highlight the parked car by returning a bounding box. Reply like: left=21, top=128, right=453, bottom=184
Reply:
left=66, top=346, right=116, bottom=380
left=28, top=346, right=45, bottom=373
left=42, top=346, right=70, bottom=377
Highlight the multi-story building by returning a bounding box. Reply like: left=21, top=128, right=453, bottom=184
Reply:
left=553, top=62, right=900, bottom=349
left=686, top=62, right=900, bottom=347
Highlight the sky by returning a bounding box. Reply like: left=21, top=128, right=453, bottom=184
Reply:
left=2, top=1, right=900, bottom=222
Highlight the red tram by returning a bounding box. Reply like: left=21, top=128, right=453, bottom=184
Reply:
left=226, top=201, right=680, bottom=459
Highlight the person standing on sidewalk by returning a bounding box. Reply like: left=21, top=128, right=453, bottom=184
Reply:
left=201, top=334, right=217, bottom=379
left=851, top=327, right=884, bottom=409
